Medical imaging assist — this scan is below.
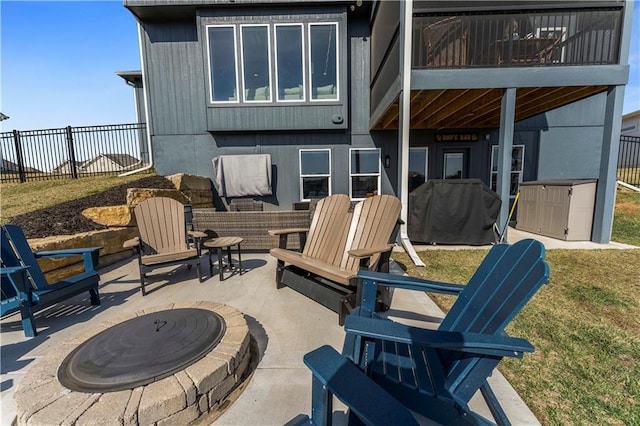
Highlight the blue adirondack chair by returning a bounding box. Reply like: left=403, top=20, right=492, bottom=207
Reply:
left=1, top=225, right=102, bottom=337
left=293, top=239, right=549, bottom=425
left=1, top=266, right=30, bottom=318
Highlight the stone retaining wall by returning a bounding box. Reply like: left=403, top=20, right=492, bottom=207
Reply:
left=34, top=173, right=215, bottom=282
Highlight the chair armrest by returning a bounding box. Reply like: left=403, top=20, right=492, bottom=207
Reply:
left=267, top=228, right=309, bottom=237
left=302, top=345, right=419, bottom=426
left=357, top=269, right=465, bottom=296
left=188, top=230, right=207, bottom=239
left=269, top=228, right=309, bottom=250
left=1, top=266, right=32, bottom=294
left=348, top=244, right=395, bottom=259
left=34, top=247, right=101, bottom=258
left=34, top=247, right=102, bottom=271
left=123, top=237, right=140, bottom=249
left=345, top=315, right=534, bottom=357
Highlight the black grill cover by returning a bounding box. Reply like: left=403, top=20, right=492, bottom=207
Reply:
left=408, top=179, right=501, bottom=245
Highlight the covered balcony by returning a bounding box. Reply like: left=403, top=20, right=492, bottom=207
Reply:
left=372, top=6, right=626, bottom=131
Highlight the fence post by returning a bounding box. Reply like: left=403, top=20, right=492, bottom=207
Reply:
left=12, top=130, right=26, bottom=183
left=66, top=126, right=78, bottom=179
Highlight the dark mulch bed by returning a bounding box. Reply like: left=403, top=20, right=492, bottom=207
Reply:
left=11, top=176, right=175, bottom=239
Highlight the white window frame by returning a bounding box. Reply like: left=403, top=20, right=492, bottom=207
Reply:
left=490, top=144, right=525, bottom=202
left=409, top=147, right=429, bottom=179
left=206, top=25, right=240, bottom=104
left=240, top=24, right=273, bottom=103
left=409, top=147, right=429, bottom=192
left=308, top=22, right=339, bottom=103
left=274, top=23, right=306, bottom=103
left=299, top=149, right=332, bottom=202
left=349, top=148, right=381, bottom=201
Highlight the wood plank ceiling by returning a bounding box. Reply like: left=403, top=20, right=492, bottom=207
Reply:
left=373, top=86, right=607, bottom=130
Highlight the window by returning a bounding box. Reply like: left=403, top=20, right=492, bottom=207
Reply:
left=241, top=25, right=271, bottom=102
left=206, top=21, right=340, bottom=105
left=207, top=26, right=239, bottom=103
left=309, top=23, right=338, bottom=101
left=491, top=145, right=525, bottom=206
left=275, top=24, right=305, bottom=102
left=409, top=148, right=428, bottom=193
left=442, top=152, right=465, bottom=179
left=300, top=149, right=331, bottom=201
left=350, top=148, right=381, bottom=200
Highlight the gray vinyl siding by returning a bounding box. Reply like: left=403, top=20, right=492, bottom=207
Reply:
left=152, top=131, right=397, bottom=211
left=517, top=92, right=608, bottom=180
left=198, top=7, right=349, bottom=132
left=141, top=21, right=208, bottom=135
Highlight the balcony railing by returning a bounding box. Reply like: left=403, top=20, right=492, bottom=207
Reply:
left=413, top=7, right=623, bottom=69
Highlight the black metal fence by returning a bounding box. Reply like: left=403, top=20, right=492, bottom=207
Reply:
left=618, top=135, right=640, bottom=186
left=413, top=7, right=623, bottom=69
left=0, top=123, right=148, bottom=183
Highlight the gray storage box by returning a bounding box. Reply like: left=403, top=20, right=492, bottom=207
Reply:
left=516, top=179, right=596, bottom=241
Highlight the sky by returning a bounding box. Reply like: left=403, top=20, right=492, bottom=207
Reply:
left=1, top=1, right=639, bottom=132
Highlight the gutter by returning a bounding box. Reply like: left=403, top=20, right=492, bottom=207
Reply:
left=398, top=0, right=425, bottom=267
left=120, top=22, right=154, bottom=177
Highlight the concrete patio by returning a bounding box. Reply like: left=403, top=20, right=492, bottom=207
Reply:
left=3, top=229, right=616, bottom=425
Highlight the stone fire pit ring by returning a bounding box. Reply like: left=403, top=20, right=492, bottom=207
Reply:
left=14, top=302, right=252, bottom=426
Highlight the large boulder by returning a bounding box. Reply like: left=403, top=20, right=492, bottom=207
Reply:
left=166, top=173, right=212, bottom=191
left=126, top=188, right=190, bottom=206
left=166, top=173, right=214, bottom=208
left=82, top=205, right=135, bottom=227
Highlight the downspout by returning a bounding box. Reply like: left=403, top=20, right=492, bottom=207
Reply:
left=398, top=0, right=425, bottom=267
left=120, top=21, right=154, bottom=177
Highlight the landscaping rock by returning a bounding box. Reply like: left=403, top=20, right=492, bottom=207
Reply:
left=82, top=205, right=136, bottom=227
left=167, top=173, right=212, bottom=191
left=126, top=188, right=190, bottom=206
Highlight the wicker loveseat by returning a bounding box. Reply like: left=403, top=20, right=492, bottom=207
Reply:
left=192, top=209, right=312, bottom=251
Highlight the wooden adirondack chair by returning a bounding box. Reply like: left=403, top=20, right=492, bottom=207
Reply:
left=293, top=239, right=549, bottom=425
left=270, top=194, right=402, bottom=324
left=1, top=225, right=101, bottom=337
left=124, top=197, right=206, bottom=295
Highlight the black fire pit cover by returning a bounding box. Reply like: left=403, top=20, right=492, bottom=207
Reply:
left=58, top=308, right=226, bottom=393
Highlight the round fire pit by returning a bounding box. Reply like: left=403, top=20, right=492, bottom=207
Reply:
left=14, top=302, right=252, bottom=426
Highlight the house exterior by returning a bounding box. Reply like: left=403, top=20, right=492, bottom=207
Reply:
left=621, top=110, right=640, bottom=137
left=81, top=153, right=141, bottom=173
left=123, top=0, right=633, bottom=244
left=53, top=160, right=85, bottom=175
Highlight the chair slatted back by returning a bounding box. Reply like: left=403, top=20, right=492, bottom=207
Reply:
left=340, top=195, right=402, bottom=272
left=302, top=194, right=351, bottom=263
left=439, top=239, right=549, bottom=400
left=2, top=225, right=49, bottom=289
left=134, top=197, right=188, bottom=255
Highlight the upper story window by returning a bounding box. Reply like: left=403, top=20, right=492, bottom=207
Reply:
left=350, top=148, right=381, bottom=200
left=275, top=24, right=305, bottom=102
left=207, top=26, right=239, bottom=103
left=241, top=25, right=272, bottom=102
left=309, top=23, right=338, bottom=101
left=206, top=21, right=340, bottom=105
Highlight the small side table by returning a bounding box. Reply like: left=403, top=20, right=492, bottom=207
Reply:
left=203, top=237, right=243, bottom=281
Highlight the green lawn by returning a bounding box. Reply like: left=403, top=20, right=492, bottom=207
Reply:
left=0, top=173, right=154, bottom=223
left=393, top=188, right=640, bottom=425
